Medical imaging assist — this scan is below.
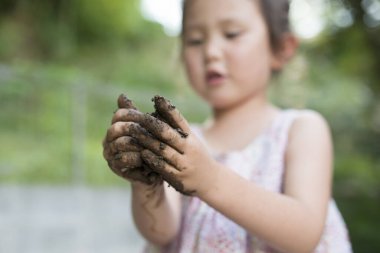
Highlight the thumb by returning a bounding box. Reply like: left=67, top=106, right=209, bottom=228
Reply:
left=152, top=95, right=190, bottom=137
left=118, top=94, right=138, bottom=110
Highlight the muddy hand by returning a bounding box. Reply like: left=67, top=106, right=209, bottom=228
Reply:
left=103, top=94, right=161, bottom=185
left=111, top=95, right=193, bottom=194
left=107, top=120, right=192, bottom=195
left=111, top=96, right=188, bottom=155
left=138, top=95, right=219, bottom=196
left=135, top=96, right=204, bottom=195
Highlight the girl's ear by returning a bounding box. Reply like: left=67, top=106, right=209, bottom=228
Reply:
left=270, top=33, right=298, bottom=71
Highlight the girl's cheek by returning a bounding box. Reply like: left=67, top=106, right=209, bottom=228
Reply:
left=184, top=54, right=202, bottom=82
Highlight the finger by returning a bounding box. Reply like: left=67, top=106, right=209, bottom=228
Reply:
left=144, top=139, right=182, bottom=171
left=106, top=121, right=183, bottom=157
left=110, top=165, right=161, bottom=186
left=103, top=136, right=142, bottom=160
left=141, top=150, right=192, bottom=195
left=139, top=114, right=186, bottom=153
left=109, top=136, right=142, bottom=153
left=152, top=95, right=190, bottom=137
left=123, top=168, right=161, bottom=185
left=111, top=108, right=145, bottom=124
left=122, top=168, right=149, bottom=183
left=129, top=129, right=182, bottom=168
left=140, top=164, right=163, bottom=186
left=117, top=94, right=137, bottom=110
left=106, top=152, right=161, bottom=185
left=107, top=117, right=185, bottom=153
left=111, top=151, right=142, bottom=170
left=106, top=122, right=146, bottom=142
left=141, top=149, right=180, bottom=175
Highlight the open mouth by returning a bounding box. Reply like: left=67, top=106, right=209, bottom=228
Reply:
left=206, top=71, right=225, bottom=86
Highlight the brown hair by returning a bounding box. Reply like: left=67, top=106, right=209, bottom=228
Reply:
left=259, top=0, right=290, bottom=51
left=181, top=0, right=291, bottom=52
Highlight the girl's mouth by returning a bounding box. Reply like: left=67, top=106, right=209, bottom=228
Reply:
left=206, top=71, right=225, bottom=87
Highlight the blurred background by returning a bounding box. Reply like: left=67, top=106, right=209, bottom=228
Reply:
left=0, top=0, right=379, bottom=252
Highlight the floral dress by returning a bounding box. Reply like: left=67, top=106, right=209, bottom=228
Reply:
left=143, top=109, right=352, bottom=253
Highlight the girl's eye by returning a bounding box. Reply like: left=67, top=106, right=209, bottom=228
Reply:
left=186, top=38, right=203, bottom=46
left=225, top=31, right=240, bottom=39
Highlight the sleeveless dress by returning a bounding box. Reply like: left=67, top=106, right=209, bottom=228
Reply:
left=143, top=109, right=352, bottom=253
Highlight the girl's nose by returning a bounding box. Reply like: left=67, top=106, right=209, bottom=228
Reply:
left=204, top=38, right=222, bottom=63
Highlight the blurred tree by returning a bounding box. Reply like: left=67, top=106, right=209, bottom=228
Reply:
left=0, top=0, right=150, bottom=59
left=306, top=0, right=380, bottom=162
left=337, top=0, right=379, bottom=159
left=74, top=0, right=143, bottom=39
left=332, top=0, right=379, bottom=90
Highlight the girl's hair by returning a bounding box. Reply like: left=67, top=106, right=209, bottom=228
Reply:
left=259, top=0, right=290, bottom=51
left=181, top=0, right=291, bottom=52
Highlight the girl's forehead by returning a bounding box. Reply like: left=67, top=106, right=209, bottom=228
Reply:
left=183, top=0, right=261, bottom=26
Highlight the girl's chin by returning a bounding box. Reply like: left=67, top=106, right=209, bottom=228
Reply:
left=204, top=97, right=236, bottom=111
left=195, top=89, right=237, bottom=109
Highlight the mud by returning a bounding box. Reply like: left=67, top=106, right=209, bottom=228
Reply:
left=105, top=94, right=191, bottom=192
left=118, top=94, right=137, bottom=110
left=113, top=152, right=142, bottom=169
left=141, top=150, right=194, bottom=196
left=128, top=125, right=167, bottom=155
left=109, top=136, right=142, bottom=153
left=103, top=94, right=162, bottom=185
left=152, top=95, right=189, bottom=138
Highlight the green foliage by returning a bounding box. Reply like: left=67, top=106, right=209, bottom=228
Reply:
left=338, top=196, right=380, bottom=252
left=0, top=0, right=162, bottom=59
left=74, top=0, right=142, bottom=39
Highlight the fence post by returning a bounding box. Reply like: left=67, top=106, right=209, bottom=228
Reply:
left=71, top=82, right=86, bottom=185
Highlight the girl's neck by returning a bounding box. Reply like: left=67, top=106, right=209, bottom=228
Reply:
left=210, top=94, right=276, bottom=129
left=201, top=93, right=280, bottom=154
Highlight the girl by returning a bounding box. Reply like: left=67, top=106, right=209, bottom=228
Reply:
left=103, top=0, right=352, bottom=252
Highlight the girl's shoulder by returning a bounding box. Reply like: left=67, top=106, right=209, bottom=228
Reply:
left=267, top=108, right=329, bottom=136
left=284, top=109, right=331, bottom=136
left=271, top=108, right=332, bottom=153
left=284, top=108, right=333, bottom=161
left=281, top=108, right=327, bottom=120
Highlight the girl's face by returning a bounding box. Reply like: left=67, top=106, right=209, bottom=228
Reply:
left=182, top=0, right=278, bottom=110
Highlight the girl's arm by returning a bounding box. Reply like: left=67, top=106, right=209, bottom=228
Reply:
left=134, top=101, right=332, bottom=253
left=104, top=118, right=182, bottom=246
left=103, top=94, right=183, bottom=246
left=198, top=111, right=332, bottom=253
left=131, top=182, right=182, bottom=246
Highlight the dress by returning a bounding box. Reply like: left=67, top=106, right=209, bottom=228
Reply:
left=144, top=109, right=352, bottom=253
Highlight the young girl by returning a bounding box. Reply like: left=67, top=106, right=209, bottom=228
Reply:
left=103, top=0, right=352, bottom=252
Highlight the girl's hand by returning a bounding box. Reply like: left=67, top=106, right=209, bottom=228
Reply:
left=102, top=94, right=162, bottom=186
left=112, top=96, right=218, bottom=196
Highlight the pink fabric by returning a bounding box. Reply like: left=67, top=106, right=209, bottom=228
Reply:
left=144, top=109, right=352, bottom=253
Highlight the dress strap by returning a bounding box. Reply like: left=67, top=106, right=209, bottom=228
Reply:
left=269, top=109, right=303, bottom=157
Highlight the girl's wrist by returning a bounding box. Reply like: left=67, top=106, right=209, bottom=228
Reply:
left=196, top=161, right=225, bottom=200
left=131, top=181, right=166, bottom=207
left=131, top=181, right=163, bottom=193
